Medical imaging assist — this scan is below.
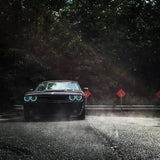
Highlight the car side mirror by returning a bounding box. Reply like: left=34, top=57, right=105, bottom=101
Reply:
left=83, top=87, right=88, bottom=91
left=29, top=89, right=33, bottom=91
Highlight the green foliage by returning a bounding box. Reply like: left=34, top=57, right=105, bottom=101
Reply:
left=0, top=0, right=160, bottom=110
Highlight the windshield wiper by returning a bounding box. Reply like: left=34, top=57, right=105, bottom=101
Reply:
left=64, top=89, right=78, bottom=91
left=43, top=89, right=78, bottom=92
left=44, top=89, right=65, bottom=92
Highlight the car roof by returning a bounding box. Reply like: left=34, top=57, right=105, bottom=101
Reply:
left=42, top=80, right=79, bottom=83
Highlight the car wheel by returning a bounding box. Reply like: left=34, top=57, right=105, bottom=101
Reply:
left=79, top=108, right=85, bottom=120
left=24, top=109, right=34, bottom=122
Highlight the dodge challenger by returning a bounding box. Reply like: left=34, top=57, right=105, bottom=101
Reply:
left=24, top=80, right=86, bottom=121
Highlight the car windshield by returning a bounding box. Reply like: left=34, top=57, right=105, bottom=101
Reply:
left=35, top=81, right=80, bottom=91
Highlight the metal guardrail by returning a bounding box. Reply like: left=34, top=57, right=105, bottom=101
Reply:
left=13, top=105, right=24, bottom=110
left=14, top=104, right=160, bottom=111
left=86, top=105, right=160, bottom=111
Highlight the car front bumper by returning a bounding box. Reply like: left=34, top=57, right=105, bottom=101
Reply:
left=24, top=101, right=85, bottom=118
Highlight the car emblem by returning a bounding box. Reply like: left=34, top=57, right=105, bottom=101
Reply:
left=51, top=92, right=55, bottom=95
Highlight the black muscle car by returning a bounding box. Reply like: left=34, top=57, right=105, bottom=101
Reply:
left=24, top=80, right=86, bottom=121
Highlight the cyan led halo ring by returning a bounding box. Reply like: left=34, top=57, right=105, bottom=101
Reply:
left=24, top=96, right=30, bottom=102
left=69, top=95, right=76, bottom=101
left=30, top=96, right=37, bottom=102
left=24, top=96, right=37, bottom=102
left=75, top=95, right=82, bottom=101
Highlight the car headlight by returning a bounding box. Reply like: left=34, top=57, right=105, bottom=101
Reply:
left=31, top=96, right=37, bottom=102
left=76, top=95, right=82, bottom=101
left=24, top=96, right=37, bottom=102
left=69, top=95, right=76, bottom=101
left=24, top=96, right=30, bottom=102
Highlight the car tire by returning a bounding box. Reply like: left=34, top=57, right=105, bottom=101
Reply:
left=79, top=108, right=85, bottom=120
left=24, top=108, right=34, bottom=122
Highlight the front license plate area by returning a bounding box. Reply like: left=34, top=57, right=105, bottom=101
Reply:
left=38, top=103, right=71, bottom=115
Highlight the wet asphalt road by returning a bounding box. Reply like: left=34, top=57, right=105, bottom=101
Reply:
left=0, top=116, right=160, bottom=160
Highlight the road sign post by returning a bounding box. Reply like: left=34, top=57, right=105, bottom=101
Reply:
left=120, top=96, right=122, bottom=112
left=117, top=89, right=126, bottom=112
left=84, top=91, right=91, bottom=105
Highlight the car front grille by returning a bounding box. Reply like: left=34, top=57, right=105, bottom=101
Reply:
left=38, top=95, right=69, bottom=102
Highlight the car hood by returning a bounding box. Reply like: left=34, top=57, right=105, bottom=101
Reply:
left=25, top=90, right=84, bottom=96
